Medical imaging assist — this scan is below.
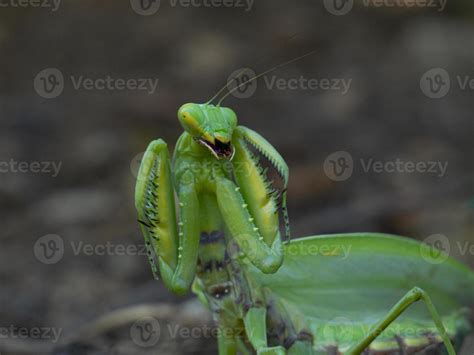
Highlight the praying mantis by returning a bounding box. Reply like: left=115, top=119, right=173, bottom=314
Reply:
left=134, top=73, right=474, bottom=354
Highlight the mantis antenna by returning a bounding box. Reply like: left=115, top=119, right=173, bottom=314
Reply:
left=205, top=33, right=305, bottom=105
left=217, top=49, right=318, bottom=105
left=206, top=67, right=249, bottom=104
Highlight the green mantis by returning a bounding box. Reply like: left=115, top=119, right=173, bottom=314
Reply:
left=135, top=96, right=474, bottom=354
left=135, top=102, right=287, bottom=291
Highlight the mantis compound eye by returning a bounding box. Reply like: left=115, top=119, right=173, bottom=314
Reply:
left=180, top=112, right=198, bottom=128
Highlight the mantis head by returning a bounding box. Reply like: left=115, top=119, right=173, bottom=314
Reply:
left=178, top=103, right=238, bottom=160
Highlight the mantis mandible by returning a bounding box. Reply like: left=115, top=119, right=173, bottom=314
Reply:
left=135, top=71, right=474, bottom=354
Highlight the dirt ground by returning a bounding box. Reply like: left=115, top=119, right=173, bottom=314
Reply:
left=0, top=0, right=473, bottom=354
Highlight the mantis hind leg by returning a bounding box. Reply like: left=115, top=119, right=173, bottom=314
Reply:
left=242, top=307, right=313, bottom=354
left=243, top=307, right=286, bottom=355
left=217, top=326, right=238, bottom=355
left=347, top=287, right=456, bottom=355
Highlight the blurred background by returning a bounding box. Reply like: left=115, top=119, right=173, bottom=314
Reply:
left=0, top=0, right=473, bottom=354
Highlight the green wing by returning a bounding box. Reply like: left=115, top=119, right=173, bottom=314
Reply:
left=247, top=233, right=474, bottom=353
